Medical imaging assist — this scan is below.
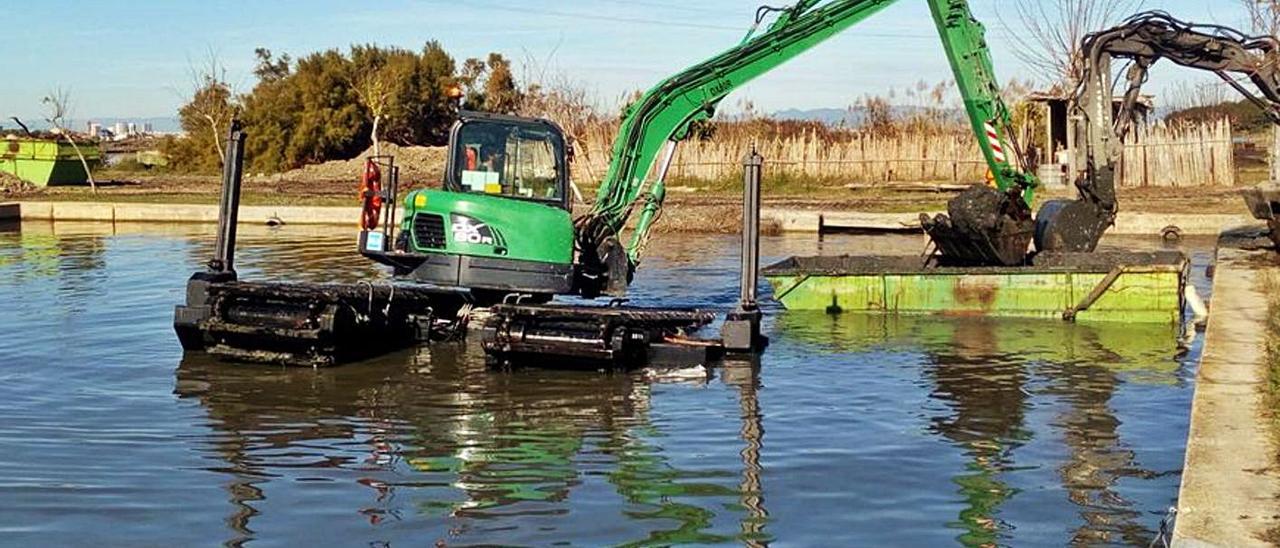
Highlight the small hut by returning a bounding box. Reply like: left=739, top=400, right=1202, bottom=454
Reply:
left=1025, top=90, right=1153, bottom=187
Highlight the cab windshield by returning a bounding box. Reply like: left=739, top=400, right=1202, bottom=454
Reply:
left=451, top=120, right=563, bottom=203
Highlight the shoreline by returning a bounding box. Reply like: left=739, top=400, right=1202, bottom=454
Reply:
left=8, top=200, right=1258, bottom=237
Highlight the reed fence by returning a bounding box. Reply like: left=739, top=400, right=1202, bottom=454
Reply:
left=569, top=118, right=1236, bottom=188
left=1118, top=118, right=1234, bottom=187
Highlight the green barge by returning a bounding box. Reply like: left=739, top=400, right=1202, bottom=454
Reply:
left=763, top=251, right=1189, bottom=325
left=1, top=137, right=100, bottom=186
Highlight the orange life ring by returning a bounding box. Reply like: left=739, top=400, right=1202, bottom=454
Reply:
left=359, top=160, right=383, bottom=230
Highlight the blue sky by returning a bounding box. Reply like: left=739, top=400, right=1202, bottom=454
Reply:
left=1, top=0, right=1248, bottom=122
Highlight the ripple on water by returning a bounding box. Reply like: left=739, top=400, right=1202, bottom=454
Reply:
left=0, top=224, right=1203, bottom=545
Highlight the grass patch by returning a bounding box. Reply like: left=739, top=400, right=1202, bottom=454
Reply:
left=1261, top=270, right=1280, bottom=457
left=1250, top=268, right=1280, bottom=546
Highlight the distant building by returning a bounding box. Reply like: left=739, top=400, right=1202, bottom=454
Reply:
left=1025, top=90, right=1155, bottom=188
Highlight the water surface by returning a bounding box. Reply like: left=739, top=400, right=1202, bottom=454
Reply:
left=0, top=221, right=1209, bottom=546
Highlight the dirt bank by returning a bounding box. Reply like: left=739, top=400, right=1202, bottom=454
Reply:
left=11, top=150, right=1262, bottom=234
left=274, top=144, right=448, bottom=187
left=0, top=171, right=34, bottom=196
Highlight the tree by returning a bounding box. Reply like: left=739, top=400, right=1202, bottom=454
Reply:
left=483, top=53, right=520, bottom=114
left=382, top=41, right=457, bottom=146
left=247, top=48, right=365, bottom=171
left=178, top=53, right=237, bottom=168
left=253, top=48, right=291, bottom=83
left=241, top=42, right=460, bottom=172
left=1242, top=0, right=1280, bottom=38
left=1001, top=0, right=1144, bottom=89
left=457, top=53, right=521, bottom=114
left=349, top=45, right=415, bottom=156
left=458, top=57, right=489, bottom=110
left=41, top=87, right=96, bottom=193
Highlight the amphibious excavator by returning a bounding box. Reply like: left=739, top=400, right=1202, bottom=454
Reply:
left=185, top=1, right=1202, bottom=367
left=373, top=7, right=1280, bottom=292
left=361, top=0, right=1062, bottom=304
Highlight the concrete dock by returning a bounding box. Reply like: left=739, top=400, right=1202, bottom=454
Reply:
left=16, top=201, right=365, bottom=226
left=1174, top=245, right=1280, bottom=547
left=12, top=201, right=1260, bottom=237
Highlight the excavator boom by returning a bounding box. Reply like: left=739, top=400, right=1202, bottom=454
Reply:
left=580, top=0, right=1042, bottom=286
left=576, top=0, right=900, bottom=295
left=919, top=0, right=1040, bottom=265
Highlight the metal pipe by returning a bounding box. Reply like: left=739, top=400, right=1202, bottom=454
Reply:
left=209, top=120, right=245, bottom=273
left=655, top=140, right=678, bottom=184
left=386, top=163, right=399, bottom=245
left=740, top=148, right=763, bottom=306
left=721, top=148, right=768, bottom=353
left=626, top=140, right=679, bottom=261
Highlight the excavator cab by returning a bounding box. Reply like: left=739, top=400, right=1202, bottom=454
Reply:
left=446, top=115, right=569, bottom=205
left=361, top=111, right=577, bottom=300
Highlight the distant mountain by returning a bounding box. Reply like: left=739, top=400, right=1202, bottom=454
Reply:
left=772, top=107, right=864, bottom=126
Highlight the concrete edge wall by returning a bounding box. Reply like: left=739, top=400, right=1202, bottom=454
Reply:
left=16, top=201, right=379, bottom=227
left=1173, top=247, right=1280, bottom=546
left=11, top=200, right=1260, bottom=236
left=761, top=208, right=1256, bottom=236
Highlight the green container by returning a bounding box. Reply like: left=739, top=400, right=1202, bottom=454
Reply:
left=763, top=251, right=1189, bottom=324
left=0, top=137, right=101, bottom=186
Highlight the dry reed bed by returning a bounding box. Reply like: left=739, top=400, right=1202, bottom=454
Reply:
left=567, top=118, right=1236, bottom=187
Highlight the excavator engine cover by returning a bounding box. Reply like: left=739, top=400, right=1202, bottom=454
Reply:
left=921, top=185, right=1035, bottom=266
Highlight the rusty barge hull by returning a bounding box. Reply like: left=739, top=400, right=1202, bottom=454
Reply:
left=763, top=251, right=1189, bottom=324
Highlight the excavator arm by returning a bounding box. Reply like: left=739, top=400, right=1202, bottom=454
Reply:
left=577, top=0, right=1041, bottom=293
left=919, top=0, right=1041, bottom=266
left=575, top=0, right=901, bottom=296
left=929, top=0, right=1037, bottom=196
left=1060, top=11, right=1280, bottom=251
left=1035, top=11, right=1280, bottom=254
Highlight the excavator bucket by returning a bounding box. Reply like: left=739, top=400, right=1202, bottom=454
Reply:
left=1242, top=185, right=1280, bottom=248
left=921, top=185, right=1035, bottom=266
left=1033, top=199, right=1114, bottom=253
left=1034, top=164, right=1117, bottom=255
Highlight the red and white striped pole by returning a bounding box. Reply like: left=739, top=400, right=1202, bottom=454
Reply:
left=984, top=120, right=1006, bottom=164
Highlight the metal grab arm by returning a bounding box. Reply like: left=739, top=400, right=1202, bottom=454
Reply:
left=1075, top=11, right=1280, bottom=212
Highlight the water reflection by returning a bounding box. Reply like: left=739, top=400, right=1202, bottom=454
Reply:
left=925, top=320, right=1031, bottom=546
left=0, top=222, right=106, bottom=284
left=1041, top=358, right=1153, bottom=545
left=722, top=359, right=769, bottom=547
left=175, top=346, right=768, bottom=546
left=776, top=312, right=1186, bottom=545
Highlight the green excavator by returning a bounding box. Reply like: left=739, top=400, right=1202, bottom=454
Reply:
left=178, top=0, right=1124, bottom=367
left=359, top=0, right=1097, bottom=302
